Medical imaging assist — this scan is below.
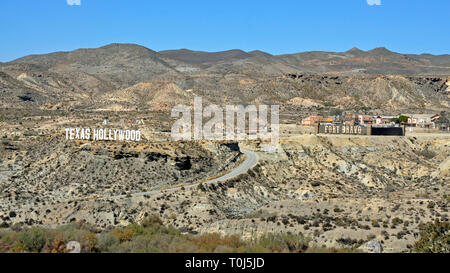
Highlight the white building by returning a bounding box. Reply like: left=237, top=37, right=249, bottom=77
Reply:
left=407, top=114, right=440, bottom=128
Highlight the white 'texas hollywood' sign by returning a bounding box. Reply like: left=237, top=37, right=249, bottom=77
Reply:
left=65, top=128, right=141, bottom=142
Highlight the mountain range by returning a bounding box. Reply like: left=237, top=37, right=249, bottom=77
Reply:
left=0, top=43, right=449, bottom=113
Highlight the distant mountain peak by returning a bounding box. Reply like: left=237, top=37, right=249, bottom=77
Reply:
left=100, top=43, right=144, bottom=48
left=159, top=48, right=251, bottom=65
left=98, top=43, right=156, bottom=53
left=346, top=47, right=366, bottom=54
left=248, top=50, right=273, bottom=57
left=368, top=47, right=395, bottom=55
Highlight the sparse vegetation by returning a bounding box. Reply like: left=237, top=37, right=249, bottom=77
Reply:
left=415, top=148, right=437, bottom=159
left=0, top=216, right=317, bottom=253
left=0, top=105, right=448, bottom=253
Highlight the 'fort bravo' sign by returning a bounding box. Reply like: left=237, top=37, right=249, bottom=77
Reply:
left=319, top=125, right=367, bottom=135
left=317, top=124, right=405, bottom=136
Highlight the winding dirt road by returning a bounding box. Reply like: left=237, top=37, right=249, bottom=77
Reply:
left=101, top=148, right=259, bottom=200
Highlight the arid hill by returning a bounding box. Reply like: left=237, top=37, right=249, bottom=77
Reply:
left=0, top=44, right=449, bottom=113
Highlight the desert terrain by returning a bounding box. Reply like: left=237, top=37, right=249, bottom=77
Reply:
left=0, top=110, right=448, bottom=252
left=0, top=44, right=448, bottom=253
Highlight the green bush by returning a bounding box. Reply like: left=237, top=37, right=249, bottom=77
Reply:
left=0, top=215, right=374, bottom=253
left=97, top=233, right=119, bottom=252
left=414, top=220, right=449, bottom=253
left=16, top=227, right=47, bottom=252
left=257, top=233, right=310, bottom=253
left=415, top=149, right=437, bottom=159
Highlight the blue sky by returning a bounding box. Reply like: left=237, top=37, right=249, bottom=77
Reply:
left=0, top=0, right=449, bottom=62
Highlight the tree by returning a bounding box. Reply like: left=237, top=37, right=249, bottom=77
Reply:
left=435, top=111, right=449, bottom=125
left=391, top=115, right=409, bottom=124
left=398, top=115, right=409, bottom=123
left=16, top=227, right=47, bottom=252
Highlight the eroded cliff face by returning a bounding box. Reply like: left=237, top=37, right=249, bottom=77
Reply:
left=192, top=135, right=449, bottom=252
left=0, top=137, right=241, bottom=210
left=1, top=70, right=449, bottom=113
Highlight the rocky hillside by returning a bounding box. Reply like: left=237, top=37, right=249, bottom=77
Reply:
left=0, top=137, right=242, bottom=208
left=1, top=135, right=447, bottom=252
left=0, top=44, right=449, bottom=112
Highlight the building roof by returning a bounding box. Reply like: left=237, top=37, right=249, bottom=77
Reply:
left=405, top=114, right=438, bottom=119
